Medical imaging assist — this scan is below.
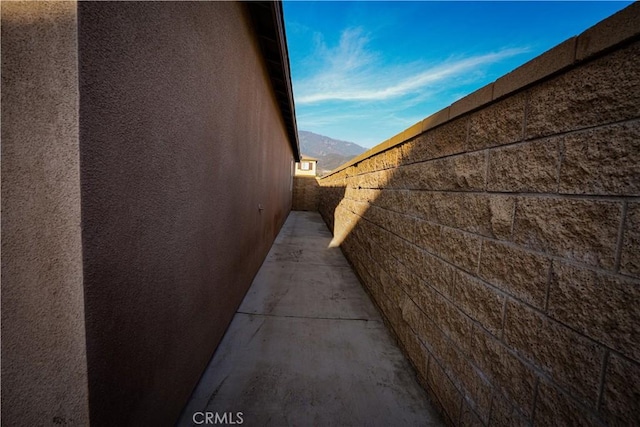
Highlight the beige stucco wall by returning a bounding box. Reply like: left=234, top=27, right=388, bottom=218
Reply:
left=1, top=2, right=91, bottom=426
left=77, top=2, right=294, bottom=425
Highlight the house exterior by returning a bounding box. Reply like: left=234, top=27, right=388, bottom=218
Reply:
left=295, top=155, right=319, bottom=177
left=2, top=2, right=298, bottom=426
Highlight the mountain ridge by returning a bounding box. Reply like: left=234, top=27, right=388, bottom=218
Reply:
left=298, top=130, right=367, bottom=174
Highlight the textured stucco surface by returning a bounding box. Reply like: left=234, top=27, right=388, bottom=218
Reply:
left=78, top=2, right=293, bottom=425
left=1, top=2, right=90, bottom=426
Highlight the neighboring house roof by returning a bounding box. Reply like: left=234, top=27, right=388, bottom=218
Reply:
left=299, top=155, right=319, bottom=162
left=245, top=2, right=300, bottom=162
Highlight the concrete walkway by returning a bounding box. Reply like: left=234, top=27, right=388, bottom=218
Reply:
left=178, top=211, right=443, bottom=426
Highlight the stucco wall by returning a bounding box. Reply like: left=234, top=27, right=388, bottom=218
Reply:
left=1, top=2, right=90, bottom=426
left=318, top=4, right=640, bottom=425
left=77, top=2, right=293, bottom=425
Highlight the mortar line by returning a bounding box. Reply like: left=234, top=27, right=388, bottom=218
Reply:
left=361, top=248, right=478, bottom=362
left=424, top=354, right=432, bottom=383
left=346, top=201, right=640, bottom=292
left=344, top=198, right=640, bottom=282
left=544, top=260, right=553, bottom=313
left=487, top=391, right=496, bottom=426
left=455, top=394, right=463, bottom=426
left=349, top=211, right=640, bottom=357
left=555, top=138, right=564, bottom=194
left=510, top=197, right=517, bottom=238
left=614, top=201, right=628, bottom=272
left=336, top=202, right=627, bottom=424
left=522, top=90, right=529, bottom=141
left=342, top=186, right=640, bottom=202
left=474, top=317, right=607, bottom=424
left=464, top=115, right=471, bottom=148
left=327, top=117, right=640, bottom=180
left=427, top=352, right=465, bottom=425
left=476, top=239, right=483, bottom=275
left=531, top=377, right=540, bottom=427
left=357, top=235, right=619, bottom=426
left=596, top=350, right=610, bottom=411
left=484, top=150, right=490, bottom=192
left=499, top=297, right=508, bottom=340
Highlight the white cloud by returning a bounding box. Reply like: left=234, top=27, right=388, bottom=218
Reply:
left=293, top=27, right=529, bottom=105
left=291, top=26, right=531, bottom=147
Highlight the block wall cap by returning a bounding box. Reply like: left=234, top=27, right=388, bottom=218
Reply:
left=450, top=84, right=494, bottom=120
left=576, top=1, right=640, bottom=61
left=422, top=108, right=450, bottom=132
left=493, top=37, right=577, bottom=100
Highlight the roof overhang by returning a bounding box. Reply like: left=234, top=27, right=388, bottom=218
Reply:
left=245, top=1, right=301, bottom=162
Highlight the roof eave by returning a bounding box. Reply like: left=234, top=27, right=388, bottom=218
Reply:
left=245, top=1, right=301, bottom=162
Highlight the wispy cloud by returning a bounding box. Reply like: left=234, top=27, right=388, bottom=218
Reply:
left=293, top=27, right=529, bottom=105
left=290, top=25, right=530, bottom=147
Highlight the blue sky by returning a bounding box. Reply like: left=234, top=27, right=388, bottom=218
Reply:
left=283, top=1, right=632, bottom=148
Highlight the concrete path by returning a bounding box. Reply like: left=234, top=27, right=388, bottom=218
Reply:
left=178, top=211, right=443, bottom=426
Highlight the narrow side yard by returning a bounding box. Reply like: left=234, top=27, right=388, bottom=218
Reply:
left=178, top=211, right=442, bottom=426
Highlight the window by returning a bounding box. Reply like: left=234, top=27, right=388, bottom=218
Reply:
left=300, top=162, right=311, bottom=170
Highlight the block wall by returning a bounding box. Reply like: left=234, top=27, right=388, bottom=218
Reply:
left=293, top=176, right=320, bottom=211
left=318, top=5, right=639, bottom=425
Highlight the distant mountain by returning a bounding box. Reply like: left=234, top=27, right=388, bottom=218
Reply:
left=298, top=130, right=367, bottom=174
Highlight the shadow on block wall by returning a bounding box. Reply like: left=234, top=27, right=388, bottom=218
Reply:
left=292, top=176, right=322, bottom=212
left=316, top=5, right=640, bottom=425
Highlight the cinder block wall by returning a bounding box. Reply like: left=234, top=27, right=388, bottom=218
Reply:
left=317, top=4, right=639, bottom=425
left=293, top=176, right=320, bottom=211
